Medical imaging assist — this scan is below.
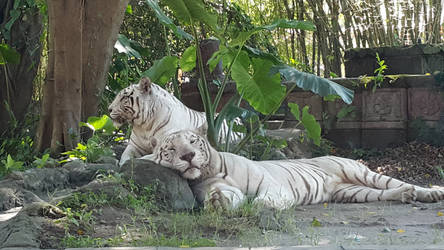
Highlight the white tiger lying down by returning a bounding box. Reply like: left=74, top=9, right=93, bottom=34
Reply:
left=108, top=77, right=242, bottom=165
left=143, top=129, right=444, bottom=210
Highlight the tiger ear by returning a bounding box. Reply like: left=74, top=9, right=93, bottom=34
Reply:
left=138, top=77, right=152, bottom=93
left=195, top=123, right=208, bottom=137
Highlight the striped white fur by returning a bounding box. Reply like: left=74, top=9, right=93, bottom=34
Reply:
left=144, top=129, right=444, bottom=210
left=108, top=77, right=242, bottom=166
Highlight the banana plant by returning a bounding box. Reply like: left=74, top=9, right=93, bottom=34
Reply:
left=143, top=0, right=354, bottom=149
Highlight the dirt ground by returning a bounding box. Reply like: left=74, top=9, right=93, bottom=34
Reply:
left=35, top=200, right=444, bottom=248
left=265, top=200, right=444, bottom=247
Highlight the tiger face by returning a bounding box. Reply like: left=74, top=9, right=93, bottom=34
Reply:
left=153, top=130, right=210, bottom=180
left=108, top=77, right=152, bottom=128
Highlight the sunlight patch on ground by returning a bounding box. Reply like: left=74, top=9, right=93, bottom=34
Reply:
left=0, top=206, right=21, bottom=222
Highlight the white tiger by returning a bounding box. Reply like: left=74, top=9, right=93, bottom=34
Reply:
left=108, top=77, right=242, bottom=165
left=143, top=128, right=444, bottom=210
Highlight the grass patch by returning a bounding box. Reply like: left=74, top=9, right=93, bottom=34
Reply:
left=52, top=173, right=306, bottom=248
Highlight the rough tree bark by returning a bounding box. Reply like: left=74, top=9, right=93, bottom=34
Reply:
left=36, top=0, right=129, bottom=154
left=0, top=2, right=42, bottom=134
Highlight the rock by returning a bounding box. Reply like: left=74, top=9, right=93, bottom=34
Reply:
left=22, top=168, right=70, bottom=198
left=120, top=158, right=195, bottom=210
left=64, top=160, right=119, bottom=186
left=96, top=156, right=119, bottom=166
left=0, top=187, right=22, bottom=211
left=0, top=202, right=59, bottom=248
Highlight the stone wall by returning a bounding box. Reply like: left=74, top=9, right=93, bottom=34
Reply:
left=282, top=75, right=443, bottom=148
left=344, top=44, right=444, bottom=77
left=180, top=75, right=443, bottom=149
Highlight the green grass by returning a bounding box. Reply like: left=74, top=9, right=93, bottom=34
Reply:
left=54, top=173, right=308, bottom=248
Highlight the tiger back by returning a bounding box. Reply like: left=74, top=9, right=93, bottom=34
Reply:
left=145, top=129, right=444, bottom=210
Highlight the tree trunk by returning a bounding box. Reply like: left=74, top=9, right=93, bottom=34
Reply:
left=36, top=0, right=129, bottom=154
left=0, top=2, right=42, bottom=134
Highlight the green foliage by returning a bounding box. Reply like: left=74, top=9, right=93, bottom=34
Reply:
left=63, top=207, right=95, bottom=233
left=232, top=55, right=285, bottom=114
left=230, top=19, right=315, bottom=47
left=372, top=52, right=388, bottom=91
left=144, top=0, right=193, bottom=40
left=336, top=106, right=356, bottom=120
left=114, top=34, right=143, bottom=59
left=1, top=0, right=47, bottom=41
left=288, top=103, right=321, bottom=146
left=134, top=235, right=216, bottom=248
left=143, top=0, right=352, bottom=152
left=358, top=53, right=389, bottom=92
left=179, top=45, right=196, bottom=72
left=0, top=154, right=24, bottom=177
left=0, top=103, right=43, bottom=178
left=32, top=153, right=56, bottom=169
left=79, top=115, right=116, bottom=135
left=60, top=135, right=114, bottom=163
left=141, top=56, right=178, bottom=86
left=61, top=115, right=116, bottom=163
left=163, top=0, right=219, bottom=33
left=0, top=44, right=20, bottom=64
left=271, top=64, right=354, bottom=104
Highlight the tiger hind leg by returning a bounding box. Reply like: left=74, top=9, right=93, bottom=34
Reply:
left=414, top=186, right=444, bottom=202
left=331, top=183, right=416, bottom=203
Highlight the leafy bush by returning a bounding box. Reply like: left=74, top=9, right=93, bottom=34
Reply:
left=61, top=115, right=117, bottom=163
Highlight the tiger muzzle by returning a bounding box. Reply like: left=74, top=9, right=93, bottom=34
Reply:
left=180, top=151, right=195, bottom=163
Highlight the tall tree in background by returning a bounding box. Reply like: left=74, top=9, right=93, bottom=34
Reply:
left=0, top=1, right=43, bottom=134
left=36, top=0, right=129, bottom=154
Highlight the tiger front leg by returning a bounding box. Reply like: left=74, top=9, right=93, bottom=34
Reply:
left=204, top=184, right=246, bottom=210
left=119, top=144, right=143, bottom=166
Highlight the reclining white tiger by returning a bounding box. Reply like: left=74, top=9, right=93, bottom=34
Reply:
left=143, top=128, right=444, bottom=210
left=108, top=77, right=242, bottom=165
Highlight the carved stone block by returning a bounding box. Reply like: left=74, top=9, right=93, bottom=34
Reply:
left=362, top=89, right=407, bottom=122
left=408, top=88, right=444, bottom=121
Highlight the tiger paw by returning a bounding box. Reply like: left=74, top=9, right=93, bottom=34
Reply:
left=205, top=188, right=231, bottom=211
left=418, top=188, right=444, bottom=202
left=401, top=186, right=417, bottom=204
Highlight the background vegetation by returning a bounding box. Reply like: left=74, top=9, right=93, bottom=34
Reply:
left=0, top=0, right=443, bottom=176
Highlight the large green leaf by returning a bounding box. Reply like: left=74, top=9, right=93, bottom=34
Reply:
left=163, top=0, right=219, bottom=32
left=179, top=45, right=196, bottom=72
left=114, top=34, right=141, bottom=59
left=288, top=103, right=321, bottom=146
left=231, top=19, right=315, bottom=47
left=243, top=46, right=281, bottom=65
left=272, top=64, right=354, bottom=104
left=80, top=115, right=115, bottom=135
left=145, top=0, right=193, bottom=40
left=0, top=44, right=20, bottom=65
left=141, top=56, right=178, bottom=86
left=232, top=54, right=286, bottom=114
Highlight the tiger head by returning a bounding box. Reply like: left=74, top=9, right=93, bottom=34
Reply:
left=152, top=127, right=210, bottom=180
left=108, top=77, right=153, bottom=128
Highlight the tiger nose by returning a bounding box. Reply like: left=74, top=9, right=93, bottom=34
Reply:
left=180, top=152, right=195, bottom=162
left=108, top=107, right=113, bottom=113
